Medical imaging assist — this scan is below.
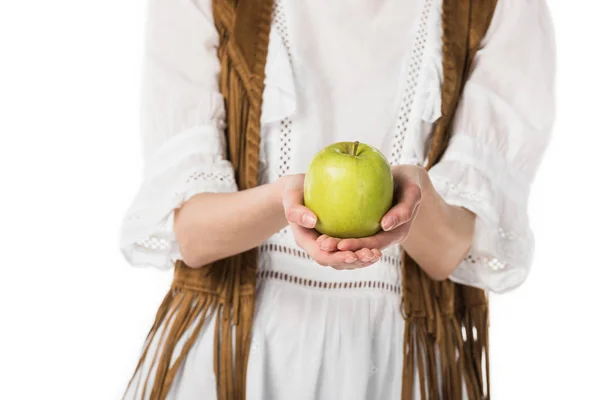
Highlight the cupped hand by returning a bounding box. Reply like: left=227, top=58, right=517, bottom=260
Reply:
left=280, top=174, right=382, bottom=269
left=336, top=165, right=424, bottom=252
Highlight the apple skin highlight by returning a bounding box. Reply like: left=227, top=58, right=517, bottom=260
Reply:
left=304, top=141, right=394, bottom=238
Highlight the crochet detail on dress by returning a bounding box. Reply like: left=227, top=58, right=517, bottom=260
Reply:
left=465, top=227, right=522, bottom=272
left=273, top=0, right=294, bottom=178
left=136, top=236, right=171, bottom=251
left=186, top=171, right=236, bottom=185
left=390, top=0, right=434, bottom=165
left=273, top=0, right=292, bottom=57
left=278, top=117, right=292, bottom=177
left=257, top=269, right=401, bottom=294
left=258, top=243, right=402, bottom=293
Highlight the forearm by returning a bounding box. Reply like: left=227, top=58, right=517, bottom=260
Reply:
left=174, top=181, right=287, bottom=268
left=401, top=175, right=475, bottom=280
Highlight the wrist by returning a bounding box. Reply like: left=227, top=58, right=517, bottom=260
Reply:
left=274, top=175, right=292, bottom=203
left=444, top=203, right=476, bottom=252
left=423, top=179, right=475, bottom=250
left=273, top=175, right=294, bottom=223
left=403, top=171, right=475, bottom=279
left=434, top=199, right=476, bottom=276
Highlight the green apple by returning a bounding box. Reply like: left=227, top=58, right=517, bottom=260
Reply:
left=304, top=141, right=394, bottom=238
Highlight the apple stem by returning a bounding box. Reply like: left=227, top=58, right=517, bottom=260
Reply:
left=352, top=141, right=360, bottom=156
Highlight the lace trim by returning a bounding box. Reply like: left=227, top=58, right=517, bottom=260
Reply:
left=465, top=228, right=521, bottom=272
left=390, top=0, right=434, bottom=165
left=186, top=171, right=236, bottom=185
left=135, top=236, right=171, bottom=251
left=124, top=168, right=236, bottom=259
left=273, top=0, right=293, bottom=177
left=278, top=118, right=292, bottom=177
left=259, top=243, right=401, bottom=266
left=465, top=253, right=507, bottom=271
left=258, top=270, right=401, bottom=294
left=273, top=0, right=292, bottom=58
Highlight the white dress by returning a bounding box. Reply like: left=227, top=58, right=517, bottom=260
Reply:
left=120, top=0, right=556, bottom=398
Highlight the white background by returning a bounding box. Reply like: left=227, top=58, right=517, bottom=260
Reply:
left=0, top=1, right=598, bottom=399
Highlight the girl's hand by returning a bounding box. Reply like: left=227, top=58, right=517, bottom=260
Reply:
left=279, top=174, right=382, bottom=270
left=336, top=165, right=424, bottom=252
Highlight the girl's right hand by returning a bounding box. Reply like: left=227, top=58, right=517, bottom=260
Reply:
left=278, top=174, right=381, bottom=270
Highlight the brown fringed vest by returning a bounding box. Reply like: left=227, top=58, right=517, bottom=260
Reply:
left=127, top=0, right=498, bottom=399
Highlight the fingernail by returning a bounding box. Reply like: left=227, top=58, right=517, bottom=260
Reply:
left=321, top=244, right=331, bottom=251
left=382, top=216, right=397, bottom=231
left=345, top=257, right=358, bottom=264
left=302, top=214, right=316, bottom=227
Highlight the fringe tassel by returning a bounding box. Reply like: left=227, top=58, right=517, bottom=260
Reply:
left=401, top=254, right=491, bottom=400
left=123, top=3, right=271, bottom=397
left=401, top=311, right=489, bottom=400
left=400, top=0, right=498, bottom=397
left=123, top=258, right=256, bottom=400
left=123, top=289, right=218, bottom=400
left=462, top=305, right=490, bottom=399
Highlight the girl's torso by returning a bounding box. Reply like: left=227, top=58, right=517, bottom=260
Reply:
left=125, top=1, right=445, bottom=398
left=257, top=0, right=441, bottom=293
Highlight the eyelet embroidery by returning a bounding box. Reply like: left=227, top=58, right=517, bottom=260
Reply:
left=278, top=118, right=292, bottom=177
left=273, top=0, right=292, bottom=57
left=466, top=254, right=507, bottom=271
left=465, top=227, right=522, bottom=271
left=257, top=269, right=402, bottom=294
left=186, top=171, right=235, bottom=185
left=136, top=236, right=170, bottom=251
left=390, top=0, right=434, bottom=165
left=273, top=0, right=294, bottom=178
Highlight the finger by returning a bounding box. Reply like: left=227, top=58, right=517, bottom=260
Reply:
left=381, top=182, right=421, bottom=231
left=282, top=187, right=317, bottom=228
left=313, top=250, right=359, bottom=267
left=337, top=236, right=380, bottom=252
left=340, top=257, right=380, bottom=270
left=332, top=253, right=362, bottom=269
left=339, top=227, right=407, bottom=253
left=320, top=236, right=341, bottom=251
left=289, top=223, right=319, bottom=247
left=291, top=224, right=357, bottom=266
left=374, top=221, right=413, bottom=245
left=285, top=205, right=317, bottom=229
left=355, top=248, right=376, bottom=263
left=340, top=248, right=383, bottom=270
left=316, top=234, right=329, bottom=244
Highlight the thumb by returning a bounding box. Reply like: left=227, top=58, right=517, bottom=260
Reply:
left=282, top=188, right=317, bottom=229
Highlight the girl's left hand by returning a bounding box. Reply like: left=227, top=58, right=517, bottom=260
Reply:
left=318, top=165, right=425, bottom=255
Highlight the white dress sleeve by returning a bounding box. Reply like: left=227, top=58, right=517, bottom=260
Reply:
left=119, top=0, right=237, bottom=270
left=428, top=0, right=556, bottom=293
